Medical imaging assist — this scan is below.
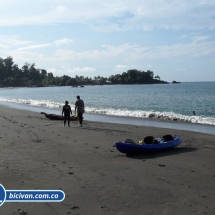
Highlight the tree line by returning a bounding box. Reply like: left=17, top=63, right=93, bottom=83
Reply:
left=0, top=56, right=168, bottom=87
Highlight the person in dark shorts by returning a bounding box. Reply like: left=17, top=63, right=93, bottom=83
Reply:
left=75, top=95, right=84, bottom=127
left=62, top=101, right=72, bottom=127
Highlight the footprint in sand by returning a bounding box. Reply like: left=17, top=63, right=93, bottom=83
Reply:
left=70, top=206, right=80, bottom=210
left=67, top=172, right=74, bottom=175
left=158, top=164, right=166, bottom=167
left=101, top=205, right=111, bottom=211
left=13, top=209, right=28, bottom=215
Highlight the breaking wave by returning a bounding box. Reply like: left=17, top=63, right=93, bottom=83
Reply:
left=0, top=97, right=215, bottom=126
left=85, top=107, right=215, bottom=126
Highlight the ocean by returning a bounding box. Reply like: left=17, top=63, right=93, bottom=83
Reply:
left=0, top=82, right=215, bottom=134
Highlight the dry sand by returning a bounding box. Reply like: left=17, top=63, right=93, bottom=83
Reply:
left=0, top=106, right=215, bottom=215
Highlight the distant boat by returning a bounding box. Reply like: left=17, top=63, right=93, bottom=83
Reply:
left=172, top=80, right=181, bottom=84
left=71, top=85, right=84, bottom=87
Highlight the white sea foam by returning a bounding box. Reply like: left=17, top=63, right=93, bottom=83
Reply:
left=85, top=107, right=215, bottom=126
left=1, top=97, right=215, bottom=126
left=0, top=97, right=64, bottom=109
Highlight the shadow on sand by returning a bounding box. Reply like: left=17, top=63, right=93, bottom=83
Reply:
left=125, top=147, right=197, bottom=160
left=77, top=126, right=128, bottom=133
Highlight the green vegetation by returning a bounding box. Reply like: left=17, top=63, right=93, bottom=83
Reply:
left=0, top=56, right=168, bottom=87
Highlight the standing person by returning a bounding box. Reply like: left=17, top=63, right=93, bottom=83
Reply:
left=75, top=95, right=84, bottom=127
left=62, top=101, right=72, bottom=127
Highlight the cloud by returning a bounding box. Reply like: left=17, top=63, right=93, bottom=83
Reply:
left=54, top=43, right=149, bottom=60
left=0, top=36, right=31, bottom=46
left=0, top=0, right=214, bottom=31
left=18, top=44, right=51, bottom=50
left=114, top=64, right=131, bottom=72
left=55, top=38, right=74, bottom=45
left=52, top=38, right=215, bottom=68
left=144, top=41, right=215, bottom=58
left=0, top=43, right=8, bottom=49
left=48, top=66, right=96, bottom=77
left=192, top=36, right=210, bottom=43
left=66, top=66, right=96, bottom=73
left=5, top=49, right=54, bottom=69
left=5, top=38, right=214, bottom=77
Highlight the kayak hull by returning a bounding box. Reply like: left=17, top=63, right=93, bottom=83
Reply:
left=45, top=113, right=78, bottom=121
left=115, top=137, right=182, bottom=154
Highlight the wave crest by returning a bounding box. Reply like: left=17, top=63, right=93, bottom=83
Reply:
left=85, top=107, right=215, bottom=125
left=1, top=97, right=214, bottom=126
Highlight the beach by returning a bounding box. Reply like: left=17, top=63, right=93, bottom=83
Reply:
left=0, top=106, right=215, bottom=215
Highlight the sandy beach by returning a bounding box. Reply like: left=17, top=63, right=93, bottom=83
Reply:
left=0, top=106, right=215, bottom=215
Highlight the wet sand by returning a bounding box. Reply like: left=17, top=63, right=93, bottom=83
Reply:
left=0, top=106, right=215, bottom=215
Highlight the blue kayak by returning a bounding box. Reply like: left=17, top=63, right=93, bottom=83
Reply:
left=115, top=136, right=182, bottom=154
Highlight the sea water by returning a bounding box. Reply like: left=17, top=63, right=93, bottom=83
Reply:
left=0, top=82, right=215, bottom=127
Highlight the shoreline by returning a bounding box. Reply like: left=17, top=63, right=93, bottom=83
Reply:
left=0, top=105, right=215, bottom=214
left=0, top=100, right=215, bottom=136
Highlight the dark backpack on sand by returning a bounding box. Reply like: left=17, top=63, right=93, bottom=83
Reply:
left=162, top=135, right=174, bottom=142
left=144, top=135, right=174, bottom=144
left=144, top=136, right=154, bottom=144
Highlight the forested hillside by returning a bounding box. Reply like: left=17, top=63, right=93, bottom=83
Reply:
left=0, top=56, right=168, bottom=87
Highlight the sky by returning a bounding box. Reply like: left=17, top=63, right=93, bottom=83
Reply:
left=0, top=0, right=215, bottom=82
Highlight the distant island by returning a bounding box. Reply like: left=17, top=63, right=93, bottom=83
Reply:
left=172, top=80, right=181, bottom=84
left=0, top=56, right=169, bottom=87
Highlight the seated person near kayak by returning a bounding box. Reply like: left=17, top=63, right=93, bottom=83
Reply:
left=62, top=101, right=72, bottom=127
